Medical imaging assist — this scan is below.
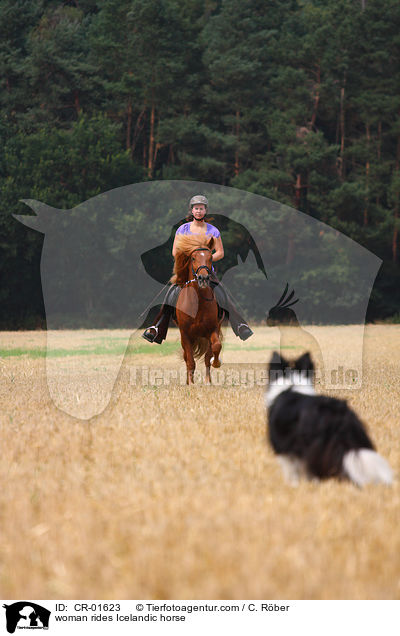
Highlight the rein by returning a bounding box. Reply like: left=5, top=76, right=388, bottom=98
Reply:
left=183, top=278, right=197, bottom=287
left=182, top=277, right=215, bottom=301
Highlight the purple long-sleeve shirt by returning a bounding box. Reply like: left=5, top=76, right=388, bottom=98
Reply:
left=175, top=222, right=221, bottom=239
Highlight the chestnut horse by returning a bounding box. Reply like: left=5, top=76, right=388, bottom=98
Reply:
left=171, top=234, right=223, bottom=385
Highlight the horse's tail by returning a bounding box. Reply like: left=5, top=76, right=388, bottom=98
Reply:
left=192, top=337, right=210, bottom=360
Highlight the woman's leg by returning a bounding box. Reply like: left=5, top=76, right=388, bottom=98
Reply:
left=142, top=285, right=180, bottom=344
left=211, top=278, right=253, bottom=341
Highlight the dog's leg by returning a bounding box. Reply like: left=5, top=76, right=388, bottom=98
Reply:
left=277, top=455, right=307, bottom=486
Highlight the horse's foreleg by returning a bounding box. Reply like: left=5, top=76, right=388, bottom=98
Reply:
left=204, top=342, right=213, bottom=384
left=181, top=334, right=195, bottom=385
left=210, top=330, right=222, bottom=368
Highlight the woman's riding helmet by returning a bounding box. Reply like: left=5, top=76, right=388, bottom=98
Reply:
left=189, top=195, right=208, bottom=208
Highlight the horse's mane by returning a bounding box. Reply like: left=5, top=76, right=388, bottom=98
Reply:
left=170, top=234, right=215, bottom=286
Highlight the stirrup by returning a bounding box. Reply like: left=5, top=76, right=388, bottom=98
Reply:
left=142, top=326, right=159, bottom=343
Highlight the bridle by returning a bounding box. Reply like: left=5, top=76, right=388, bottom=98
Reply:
left=191, top=246, right=213, bottom=279
left=183, top=246, right=213, bottom=288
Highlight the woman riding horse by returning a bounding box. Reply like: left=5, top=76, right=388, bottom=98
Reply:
left=172, top=233, right=223, bottom=384
left=142, top=195, right=253, bottom=343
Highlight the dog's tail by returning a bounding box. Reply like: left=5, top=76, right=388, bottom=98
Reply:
left=343, top=449, right=393, bottom=487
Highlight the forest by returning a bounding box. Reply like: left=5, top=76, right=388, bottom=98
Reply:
left=1, top=0, right=399, bottom=327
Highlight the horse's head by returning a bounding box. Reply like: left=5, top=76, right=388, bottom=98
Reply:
left=171, top=234, right=215, bottom=287
left=190, top=246, right=213, bottom=288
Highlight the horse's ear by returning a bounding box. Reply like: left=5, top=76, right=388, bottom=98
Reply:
left=207, top=236, right=215, bottom=250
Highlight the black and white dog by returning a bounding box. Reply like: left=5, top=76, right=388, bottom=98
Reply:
left=265, top=351, right=393, bottom=487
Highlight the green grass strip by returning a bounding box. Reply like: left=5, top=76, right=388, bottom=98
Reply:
left=0, top=341, right=299, bottom=359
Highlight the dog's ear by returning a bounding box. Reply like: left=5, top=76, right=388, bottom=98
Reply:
left=295, top=352, right=314, bottom=371
left=269, top=351, right=287, bottom=368
left=268, top=351, right=288, bottom=384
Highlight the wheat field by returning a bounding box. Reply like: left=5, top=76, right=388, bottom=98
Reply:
left=0, top=325, right=399, bottom=600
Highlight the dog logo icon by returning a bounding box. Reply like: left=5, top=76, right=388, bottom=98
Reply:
left=2, top=602, right=50, bottom=633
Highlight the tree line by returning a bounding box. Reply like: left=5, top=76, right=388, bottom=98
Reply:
left=1, top=0, right=399, bottom=327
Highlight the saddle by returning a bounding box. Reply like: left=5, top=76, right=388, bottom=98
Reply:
left=167, top=281, right=226, bottom=321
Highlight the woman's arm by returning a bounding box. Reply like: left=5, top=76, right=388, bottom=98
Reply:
left=212, top=236, right=224, bottom=262
left=172, top=233, right=179, bottom=259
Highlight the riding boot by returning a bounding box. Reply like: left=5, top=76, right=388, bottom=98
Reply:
left=226, top=305, right=253, bottom=341
left=142, top=305, right=172, bottom=344
left=212, top=281, right=253, bottom=341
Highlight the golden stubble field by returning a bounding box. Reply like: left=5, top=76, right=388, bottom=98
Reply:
left=0, top=325, right=399, bottom=600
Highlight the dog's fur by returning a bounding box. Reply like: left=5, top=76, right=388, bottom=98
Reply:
left=265, top=352, right=393, bottom=487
